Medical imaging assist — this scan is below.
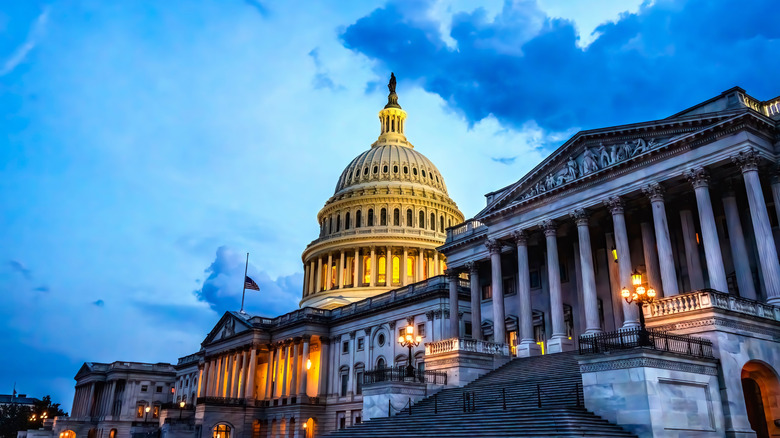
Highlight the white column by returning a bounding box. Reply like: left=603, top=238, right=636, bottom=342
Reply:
left=680, top=209, right=705, bottom=290
left=485, top=239, right=506, bottom=344
left=338, top=250, right=345, bottom=288
left=370, top=247, right=377, bottom=287
left=290, top=341, right=300, bottom=399
left=353, top=249, right=360, bottom=286
left=401, top=247, right=408, bottom=286
left=771, top=172, right=780, bottom=230
left=264, top=347, right=275, bottom=400
left=325, top=253, right=333, bottom=291
left=687, top=168, right=729, bottom=292
left=511, top=230, right=540, bottom=356
left=386, top=246, right=393, bottom=286
left=308, top=261, right=316, bottom=294
left=722, top=188, right=757, bottom=299
left=643, top=183, right=679, bottom=296
left=466, top=262, right=482, bottom=340
left=280, top=343, right=290, bottom=398
left=733, top=149, right=780, bottom=305
left=571, top=210, right=602, bottom=334
left=317, top=337, right=330, bottom=398
left=606, top=196, right=640, bottom=329
left=245, top=347, right=257, bottom=400
left=316, top=257, right=323, bottom=292
left=434, top=252, right=440, bottom=276
left=347, top=332, right=356, bottom=395
left=231, top=351, right=240, bottom=398
left=417, top=249, right=424, bottom=281
left=447, top=270, right=459, bottom=338
left=298, top=337, right=310, bottom=397
left=197, top=362, right=207, bottom=398
left=303, top=264, right=310, bottom=297
left=542, top=220, right=571, bottom=353
left=640, top=222, right=661, bottom=293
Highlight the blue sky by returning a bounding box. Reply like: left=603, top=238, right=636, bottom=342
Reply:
left=1, top=0, right=778, bottom=408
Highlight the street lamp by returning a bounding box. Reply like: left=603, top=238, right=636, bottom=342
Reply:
left=397, top=325, right=422, bottom=377
left=144, top=405, right=151, bottom=422
left=302, top=423, right=308, bottom=438
left=178, top=401, right=185, bottom=420
left=621, top=269, right=657, bottom=345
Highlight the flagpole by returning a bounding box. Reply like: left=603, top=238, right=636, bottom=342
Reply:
left=240, top=252, right=249, bottom=314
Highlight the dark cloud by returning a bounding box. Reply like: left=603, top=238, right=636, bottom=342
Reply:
left=8, top=260, right=32, bottom=279
left=340, top=0, right=780, bottom=132
left=194, top=246, right=301, bottom=317
left=92, top=299, right=104, bottom=307
left=491, top=156, right=517, bottom=165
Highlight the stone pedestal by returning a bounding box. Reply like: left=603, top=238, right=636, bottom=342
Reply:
left=362, top=381, right=427, bottom=421
left=424, top=338, right=511, bottom=387
left=516, top=340, right=541, bottom=358
left=579, top=349, right=723, bottom=438
left=546, top=336, right=574, bottom=354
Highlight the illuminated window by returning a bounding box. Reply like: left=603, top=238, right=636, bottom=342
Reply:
left=393, top=208, right=400, bottom=226
left=213, top=424, right=231, bottom=438
left=331, top=265, right=337, bottom=287
left=61, top=432, right=76, bottom=438
left=430, top=213, right=435, bottom=230
left=406, top=209, right=412, bottom=226
left=380, top=208, right=387, bottom=226
left=417, top=323, right=425, bottom=337
left=368, top=209, right=374, bottom=226
left=136, top=404, right=144, bottom=418
left=345, top=212, right=350, bottom=230
left=392, top=256, right=400, bottom=284
left=482, top=285, right=492, bottom=300
left=363, top=257, right=371, bottom=284
left=419, top=211, right=425, bottom=228
left=109, top=430, right=116, bottom=438
left=152, top=405, right=159, bottom=419
left=407, top=256, right=415, bottom=281
left=378, top=256, right=386, bottom=283
left=356, top=210, right=362, bottom=228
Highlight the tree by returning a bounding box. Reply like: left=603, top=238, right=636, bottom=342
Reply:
left=0, top=396, right=66, bottom=438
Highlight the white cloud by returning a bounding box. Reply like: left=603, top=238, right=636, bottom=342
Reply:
left=0, top=6, right=48, bottom=76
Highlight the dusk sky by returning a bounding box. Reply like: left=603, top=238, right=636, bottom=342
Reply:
left=2, top=0, right=779, bottom=409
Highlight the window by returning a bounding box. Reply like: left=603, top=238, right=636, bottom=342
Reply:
left=393, top=165, right=398, bottom=173
left=482, top=284, right=492, bottom=300
left=342, top=341, right=349, bottom=354
left=373, top=165, right=378, bottom=174
left=152, top=405, right=159, bottom=419
left=393, top=208, right=400, bottom=226
left=430, top=212, right=435, bottom=230
left=465, top=322, right=473, bottom=338
left=377, top=358, right=386, bottom=369
left=329, top=217, right=333, bottom=234
left=356, top=210, right=363, bottom=228
left=534, top=323, right=545, bottom=343
left=213, top=424, right=231, bottom=438
left=383, top=165, right=388, bottom=173
left=156, top=386, right=162, bottom=393
left=336, top=214, right=341, bottom=232
left=598, top=298, right=605, bottom=329
left=406, top=209, right=413, bottom=226
left=377, top=333, right=386, bottom=347
left=422, top=170, right=426, bottom=177
left=340, top=372, right=349, bottom=397
left=368, top=209, right=374, bottom=226
left=109, top=430, right=116, bottom=438
left=530, top=270, right=541, bottom=289
left=339, top=417, right=346, bottom=429
left=419, top=211, right=425, bottom=228
left=413, top=168, right=418, bottom=175
left=417, top=323, right=426, bottom=337
left=504, top=276, right=517, bottom=296
left=141, top=385, right=148, bottom=392
left=355, top=416, right=362, bottom=425
left=363, top=256, right=371, bottom=284
left=564, top=305, right=574, bottom=338
left=440, top=216, right=444, bottom=232
left=380, top=208, right=387, bottom=226
left=378, top=256, right=386, bottom=283
left=345, top=212, right=351, bottom=230
left=357, top=337, right=365, bottom=350
left=407, top=256, right=415, bottom=281
left=363, top=167, right=368, bottom=175
left=136, top=404, right=144, bottom=418
left=403, top=166, right=408, bottom=174
left=560, top=262, right=569, bottom=283
left=356, top=366, right=364, bottom=395
left=392, top=256, right=400, bottom=284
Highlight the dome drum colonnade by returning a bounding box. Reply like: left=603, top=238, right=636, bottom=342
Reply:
left=300, top=74, right=465, bottom=309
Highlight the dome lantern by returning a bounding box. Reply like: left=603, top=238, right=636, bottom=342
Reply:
left=376, top=72, right=409, bottom=147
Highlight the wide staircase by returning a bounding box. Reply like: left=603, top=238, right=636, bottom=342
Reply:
left=324, top=352, right=636, bottom=437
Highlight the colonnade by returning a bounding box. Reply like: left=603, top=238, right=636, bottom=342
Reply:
left=303, top=247, right=444, bottom=296
left=198, top=345, right=258, bottom=400
left=445, top=149, right=780, bottom=353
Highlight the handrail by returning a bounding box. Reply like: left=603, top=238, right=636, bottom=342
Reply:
left=578, top=328, right=714, bottom=358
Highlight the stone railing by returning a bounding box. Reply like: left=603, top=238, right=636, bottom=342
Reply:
left=425, top=337, right=510, bottom=356
left=445, top=219, right=486, bottom=243
left=307, top=226, right=445, bottom=248
left=645, top=289, right=780, bottom=322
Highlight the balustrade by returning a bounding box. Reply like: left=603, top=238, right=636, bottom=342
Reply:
left=645, top=289, right=780, bottom=321
left=425, top=337, right=510, bottom=356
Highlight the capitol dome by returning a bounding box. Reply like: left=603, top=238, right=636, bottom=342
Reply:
left=300, top=74, right=465, bottom=309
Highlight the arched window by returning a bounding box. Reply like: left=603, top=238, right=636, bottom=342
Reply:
left=430, top=212, right=435, bottom=230
left=392, top=256, right=400, bottom=284
left=213, top=424, right=231, bottom=438
left=345, top=212, right=351, bottom=230
left=378, top=256, right=386, bottom=284
left=329, top=217, right=333, bottom=234
left=422, top=170, right=426, bottom=177
left=440, top=215, right=444, bottom=232
left=109, top=430, right=117, bottom=438
left=393, top=165, right=399, bottom=173
left=363, top=167, right=369, bottom=176
left=356, top=210, right=362, bottom=228
left=403, top=166, right=408, bottom=174
left=377, top=357, right=386, bottom=369
left=288, top=418, right=295, bottom=438
left=407, top=256, right=415, bottom=282
left=419, top=211, right=425, bottom=228
left=373, top=165, right=378, bottom=174
left=383, top=165, right=388, bottom=173
left=413, top=168, right=418, bottom=176
left=336, top=214, right=341, bottom=232
left=393, top=208, right=400, bottom=226
left=406, top=209, right=413, bottom=226
left=380, top=208, right=387, bottom=226
left=368, top=209, right=374, bottom=226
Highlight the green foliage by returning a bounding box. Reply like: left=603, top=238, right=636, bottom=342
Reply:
left=0, top=396, right=66, bottom=438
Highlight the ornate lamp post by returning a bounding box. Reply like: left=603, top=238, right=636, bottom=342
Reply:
left=621, top=269, right=656, bottom=345
left=178, top=401, right=185, bottom=420
left=397, top=325, right=422, bottom=377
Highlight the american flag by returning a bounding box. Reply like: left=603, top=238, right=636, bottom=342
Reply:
left=244, top=275, right=260, bottom=291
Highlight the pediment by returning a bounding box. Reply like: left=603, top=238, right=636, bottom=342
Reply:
left=202, top=311, right=252, bottom=345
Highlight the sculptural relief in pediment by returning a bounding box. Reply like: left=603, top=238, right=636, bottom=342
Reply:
left=519, top=137, right=669, bottom=201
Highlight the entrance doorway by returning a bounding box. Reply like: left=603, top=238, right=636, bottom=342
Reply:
left=741, top=361, right=780, bottom=438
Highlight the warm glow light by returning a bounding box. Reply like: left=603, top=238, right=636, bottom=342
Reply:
left=145, top=406, right=151, bottom=413
left=415, top=336, right=422, bottom=343
left=398, top=336, right=404, bottom=344
left=406, top=326, right=414, bottom=335
left=636, top=286, right=646, bottom=295
left=303, top=424, right=307, bottom=429
left=647, top=288, right=656, bottom=298
left=631, top=270, right=643, bottom=286
left=306, top=359, right=312, bottom=370
left=612, top=247, right=618, bottom=262
left=405, top=334, right=412, bottom=342
left=179, top=401, right=185, bottom=408
left=632, top=293, right=638, bottom=301
left=621, top=287, right=630, bottom=298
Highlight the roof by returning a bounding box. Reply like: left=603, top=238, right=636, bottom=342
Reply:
left=0, top=395, right=40, bottom=405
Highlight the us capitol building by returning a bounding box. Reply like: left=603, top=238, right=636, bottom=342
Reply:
left=23, top=78, right=780, bottom=438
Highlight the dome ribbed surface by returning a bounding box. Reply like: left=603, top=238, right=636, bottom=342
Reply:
left=334, top=144, right=448, bottom=195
